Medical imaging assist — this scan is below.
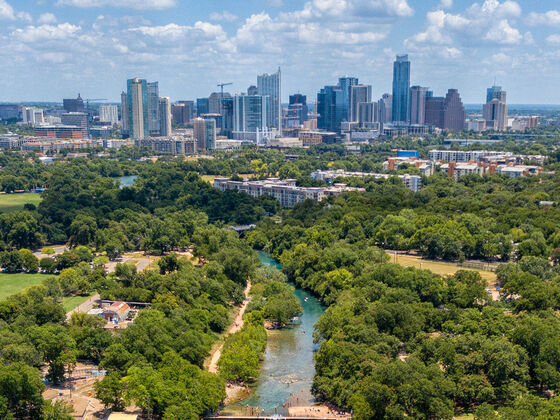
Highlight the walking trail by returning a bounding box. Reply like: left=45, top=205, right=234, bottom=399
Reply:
left=207, top=280, right=252, bottom=374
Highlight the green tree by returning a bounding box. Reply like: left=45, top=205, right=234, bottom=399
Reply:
left=95, top=373, right=126, bottom=411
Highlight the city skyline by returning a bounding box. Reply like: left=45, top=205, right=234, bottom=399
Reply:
left=1, top=0, right=560, bottom=103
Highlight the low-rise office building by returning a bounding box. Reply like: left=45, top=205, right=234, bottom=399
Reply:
left=299, top=131, right=338, bottom=146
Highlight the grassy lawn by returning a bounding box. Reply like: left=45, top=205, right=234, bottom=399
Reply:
left=388, top=252, right=498, bottom=286
left=0, top=193, right=42, bottom=213
left=0, top=272, right=52, bottom=300
left=201, top=174, right=256, bottom=184
left=62, top=294, right=94, bottom=312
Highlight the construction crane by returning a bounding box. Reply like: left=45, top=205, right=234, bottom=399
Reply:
left=216, top=83, right=233, bottom=120
left=217, top=82, right=233, bottom=99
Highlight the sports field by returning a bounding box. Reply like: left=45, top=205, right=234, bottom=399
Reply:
left=0, top=272, right=52, bottom=300
left=0, top=193, right=42, bottom=213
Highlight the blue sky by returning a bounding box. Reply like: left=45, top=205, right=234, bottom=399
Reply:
left=1, top=0, right=559, bottom=103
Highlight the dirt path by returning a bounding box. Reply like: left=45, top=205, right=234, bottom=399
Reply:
left=207, top=281, right=252, bottom=374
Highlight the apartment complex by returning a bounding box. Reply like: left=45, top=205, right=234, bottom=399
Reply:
left=213, top=178, right=364, bottom=207
left=383, top=157, right=435, bottom=177
left=310, top=169, right=423, bottom=192
left=440, top=162, right=542, bottom=180
left=134, top=137, right=196, bottom=155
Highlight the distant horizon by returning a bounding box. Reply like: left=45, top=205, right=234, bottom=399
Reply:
left=3, top=101, right=560, bottom=109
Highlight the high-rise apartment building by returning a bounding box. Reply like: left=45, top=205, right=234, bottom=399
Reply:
left=126, top=77, right=149, bottom=139
left=221, top=97, right=234, bottom=138
left=233, top=95, right=269, bottom=134
left=317, top=76, right=361, bottom=132
left=443, top=89, right=465, bottom=131
left=358, top=102, right=375, bottom=124
left=350, top=84, right=372, bottom=122
left=257, top=68, right=282, bottom=129
left=409, top=86, right=428, bottom=125
left=209, top=92, right=231, bottom=115
left=171, top=102, right=193, bottom=126
left=159, top=97, right=172, bottom=137
left=425, top=95, right=445, bottom=128
left=196, top=98, right=209, bottom=115
left=392, top=54, right=411, bottom=123
left=193, top=117, right=216, bottom=152
left=178, top=101, right=194, bottom=120
left=287, top=94, right=309, bottom=127
left=120, top=92, right=129, bottom=135
left=483, top=86, right=507, bottom=131
left=21, top=107, right=44, bottom=125
left=338, top=76, right=359, bottom=121
left=247, top=85, right=258, bottom=96
left=317, top=85, right=345, bottom=132
left=147, top=82, right=160, bottom=136
left=377, top=94, right=392, bottom=124
left=99, top=105, right=119, bottom=125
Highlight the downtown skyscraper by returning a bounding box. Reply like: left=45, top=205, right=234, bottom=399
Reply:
left=257, top=68, right=281, bottom=129
left=124, top=77, right=149, bottom=139
left=392, top=54, right=411, bottom=123
left=483, top=86, right=508, bottom=131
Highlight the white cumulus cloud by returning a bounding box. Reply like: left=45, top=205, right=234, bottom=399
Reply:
left=527, top=10, right=560, bottom=26
left=56, top=0, right=176, bottom=10
left=11, top=23, right=81, bottom=43
left=0, top=0, right=14, bottom=20
left=209, top=11, right=238, bottom=22
left=406, top=0, right=524, bottom=49
left=484, top=19, right=522, bottom=45
left=38, top=13, right=57, bottom=24
left=546, top=34, right=560, bottom=45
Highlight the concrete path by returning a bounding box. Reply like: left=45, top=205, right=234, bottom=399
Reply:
left=66, top=293, right=101, bottom=320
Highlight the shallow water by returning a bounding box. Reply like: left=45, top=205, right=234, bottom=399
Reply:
left=118, top=175, right=137, bottom=188
left=222, top=251, right=325, bottom=417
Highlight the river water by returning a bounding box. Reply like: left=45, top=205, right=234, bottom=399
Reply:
left=118, top=175, right=138, bottom=188
left=222, top=251, right=325, bottom=417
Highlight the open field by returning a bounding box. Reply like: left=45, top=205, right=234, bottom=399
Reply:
left=0, top=272, right=52, bottom=300
left=0, top=193, right=42, bottom=213
left=62, top=294, right=94, bottom=312
left=201, top=174, right=256, bottom=184
left=388, top=251, right=498, bottom=286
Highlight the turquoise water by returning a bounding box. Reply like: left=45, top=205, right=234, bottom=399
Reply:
left=223, top=251, right=325, bottom=417
left=118, top=175, right=138, bottom=188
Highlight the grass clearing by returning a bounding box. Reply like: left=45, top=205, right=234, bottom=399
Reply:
left=61, top=294, right=94, bottom=312
left=200, top=174, right=256, bottom=184
left=0, top=193, right=42, bottom=213
left=0, top=272, right=52, bottom=300
left=388, top=252, right=497, bottom=286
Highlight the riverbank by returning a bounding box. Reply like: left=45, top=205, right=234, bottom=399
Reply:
left=207, top=280, right=252, bottom=374
left=221, top=252, right=327, bottom=417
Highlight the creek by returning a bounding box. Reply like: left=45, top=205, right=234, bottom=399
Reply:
left=222, top=251, right=326, bottom=417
